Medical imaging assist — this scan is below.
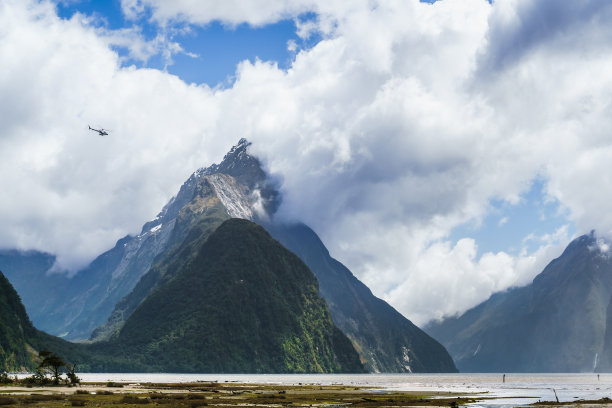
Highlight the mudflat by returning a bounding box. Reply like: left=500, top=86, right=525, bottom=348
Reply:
left=0, top=381, right=478, bottom=407
left=3, top=381, right=612, bottom=407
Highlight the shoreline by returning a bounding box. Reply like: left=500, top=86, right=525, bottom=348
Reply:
left=3, top=374, right=612, bottom=407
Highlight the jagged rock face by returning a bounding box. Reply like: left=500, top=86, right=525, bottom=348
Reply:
left=205, top=173, right=255, bottom=219
left=201, top=138, right=280, bottom=216
left=426, top=233, right=612, bottom=372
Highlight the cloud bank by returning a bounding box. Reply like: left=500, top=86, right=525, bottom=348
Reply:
left=2, top=0, right=612, bottom=323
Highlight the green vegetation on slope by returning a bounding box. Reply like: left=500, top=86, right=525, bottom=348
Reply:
left=0, top=271, right=88, bottom=372
left=89, top=219, right=364, bottom=373
left=0, top=270, right=39, bottom=371
left=265, top=223, right=457, bottom=373
left=90, top=180, right=230, bottom=341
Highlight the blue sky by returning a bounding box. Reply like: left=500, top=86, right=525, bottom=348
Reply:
left=56, top=1, right=308, bottom=86
left=449, top=180, right=574, bottom=256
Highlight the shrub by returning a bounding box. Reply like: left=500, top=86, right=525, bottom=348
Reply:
left=120, top=395, right=151, bottom=404
left=0, top=371, right=12, bottom=384
left=0, top=396, right=17, bottom=406
left=106, top=381, right=124, bottom=388
left=23, top=394, right=64, bottom=403
left=95, top=390, right=114, bottom=395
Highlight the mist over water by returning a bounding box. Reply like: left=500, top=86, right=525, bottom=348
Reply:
left=69, top=373, right=612, bottom=406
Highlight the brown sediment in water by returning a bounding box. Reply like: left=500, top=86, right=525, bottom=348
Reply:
left=0, top=381, right=483, bottom=407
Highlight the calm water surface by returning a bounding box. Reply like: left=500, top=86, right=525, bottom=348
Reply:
left=74, top=373, right=612, bottom=407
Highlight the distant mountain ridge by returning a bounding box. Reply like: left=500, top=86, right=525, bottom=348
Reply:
left=427, top=232, right=612, bottom=372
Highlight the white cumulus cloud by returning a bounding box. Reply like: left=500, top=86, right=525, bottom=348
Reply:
left=2, top=0, right=612, bottom=324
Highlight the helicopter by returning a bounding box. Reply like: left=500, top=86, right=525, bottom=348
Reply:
left=88, top=125, right=109, bottom=136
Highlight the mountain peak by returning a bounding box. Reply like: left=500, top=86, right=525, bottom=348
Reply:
left=148, top=139, right=276, bottom=228
left=198, top=139, right=280, bottom=217
left=218, top=138, right=250, bottom=168
left=198, top=138, right=259, bottom=183
left=558, top=231, right=610, bottom=260
left=228, top=138, right=250, bottom=155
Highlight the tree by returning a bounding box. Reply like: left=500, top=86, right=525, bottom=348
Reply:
left=0, top=370, right=11, bottom=384
left=65, top=363, right=80, bottom=385
left=37, top=351, right=66, bottom=385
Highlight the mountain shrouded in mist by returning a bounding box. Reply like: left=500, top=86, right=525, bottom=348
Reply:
left=1, top=139, right=456, bottom=373
left=1, top=140, right=277, bottom=341
left=92, top=139, right=456, bottom=372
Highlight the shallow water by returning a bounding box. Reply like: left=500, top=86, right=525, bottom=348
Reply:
left=70, top=373, right=612, bottom=407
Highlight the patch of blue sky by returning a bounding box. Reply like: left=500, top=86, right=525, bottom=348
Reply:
left=165, top=20, right=301, bottom=87
left=56, top=0, right=160, bottom=68
left=55, top=1, right=319, bottom=87
left=449, top=179, right=575, bottom=256
left=56, top=0, right=126, bottom=30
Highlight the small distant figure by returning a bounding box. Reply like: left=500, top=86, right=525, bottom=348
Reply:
left=503, top=374, right=506, bottom=383
left=598, top=374, right=600, bottom=381
left=88, top=125, right=109, bottom=136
